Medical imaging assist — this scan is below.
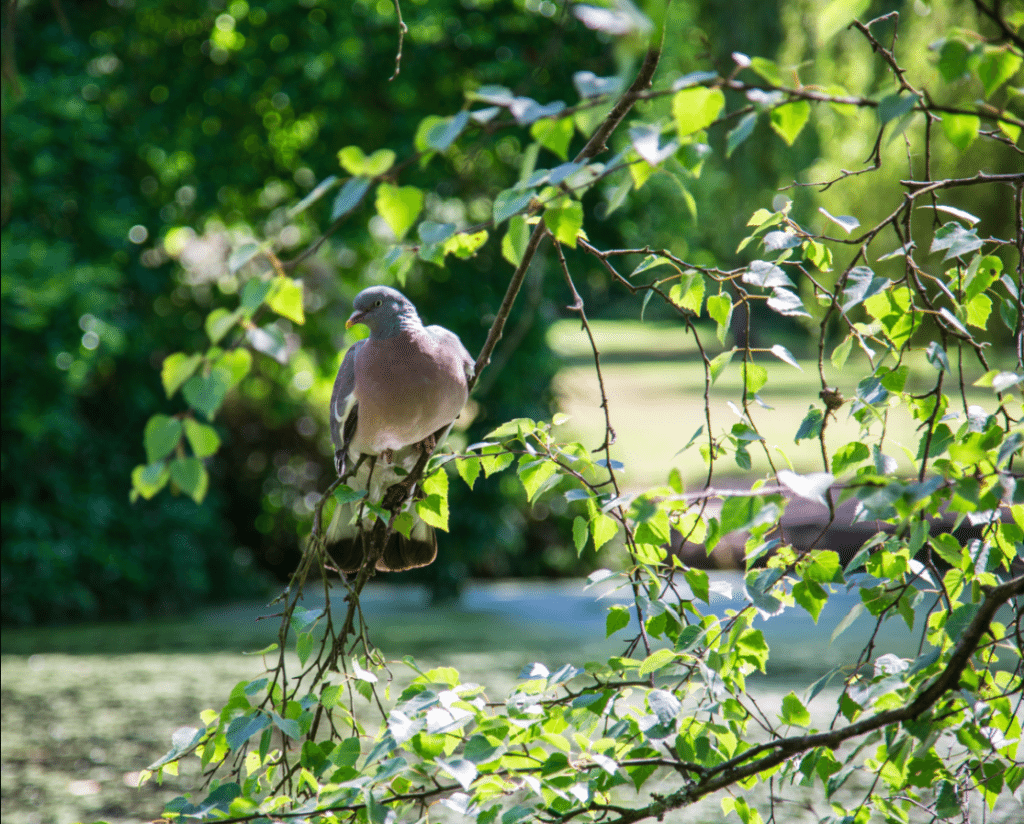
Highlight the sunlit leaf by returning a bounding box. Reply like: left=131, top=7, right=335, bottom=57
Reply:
left=375, top=183, right=424, bottom=240
left=131, top=461, right=170, bottom=501
left=531, top=116, right=574, bottom=160
left=183, top=419, right=221, bottom=458
left=543, top=199, right=584, bottom=247
left=267, top=276, right=305, bottom=324
left=769, top=100, right=810, bottom=145
left=977, top=47, right=1022, bottom=98
left=161, top=352, right=202, bottom=398
left=672, top=87, right=725, bottom=136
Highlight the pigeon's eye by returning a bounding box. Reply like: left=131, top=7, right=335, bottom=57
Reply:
left=374, top=299, right=382, bottom=307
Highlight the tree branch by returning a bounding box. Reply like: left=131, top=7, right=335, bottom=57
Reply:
left=598, top=574, right=1024, bottom=824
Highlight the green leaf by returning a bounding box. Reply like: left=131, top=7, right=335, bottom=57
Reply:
left=338, top=146, right=396, bottom=176
left=216, top=349, right=252, bottom=389
left=830, top=602, right=864, bottom=642
left=742, top=361, right=767, bottom=396
left=842, top=266, right=888, bottom=311
left=769, top=100, right=810, bottom=146
left=161, top=353, right=202, bottom=398
left=502, top=216, right=530, bottom=267
left=638, top=648, right=676, bottom=677
left=977, top=47, right=1022, bottom=98
left=183, top=419, right=221, bottom=458
left=456, top=457, right=481, bottom=490
left=144, top=414, right=182, bottom=464
left=478, top=445, right=515, bottom=477
left=931, top=222, right=983, bottom=261
left=672, top=87, right=725, bottom=135
left=170, top=457, right=209, bottom=504
left=709, top=349, right=734, bottom=384
left=267, top=277, right=305, bottom=324
left=591, top=513, right=618, bottom=551
left=331, top=176, right=371, bottom=220
left=792, top=580, right=827, bottom=623
left=182, top=368, right=231, bottom=421
left=444, top=230, right=489, bottom=260
left=631, top=254, right=674, bottom=277
left=296, top=632, right=314, bottom=666
left=531, top=116, right=574, bottom=160
left=877, top=93, right=919, bottom=124
left=205, top=308, right=242, bottom=344
left=726, top=112, right=757, bottom=157
left=416, top=468, right=449, bottom=531
left=573, top=516, right=589, bottom=554
left=749, top=56, right=783, bottom=85
left=780, top=691, right=811, bottom=726
left=518, top=457, right=557, bottom=502
left=707, top=293, right=733, bottom=344
left=543, top=200, right=584, bottom=247
left=240, top=277, right=274, bottom=315
left=830, top=335, right=853, bottom=369
left=941, top=113, right=979, bottom=151
left=606, top=605, right=630, bottom=637
left=964, top=255, right=1002, bottom=301
left=803, top=239, right=832, bottom=271
left=832, top=441, right=869, bottom=474
left=719, top=495, right=770, bottom=535
left=684, top=567, right=709, bottom=603
left=629, top=150, right=654, bottom=189
left=375, top=183, right=423, bottom=240
left=965, top=294, right=992, bottom=329
left=668, top=270, right=705, bottom=315
left=131, top=461, right=171, bottom=501
left=493, top=188, right=534, bottom=225
left=794, top=407, right=824, bottom=442
left=225, top=712, right=271, bottom=752
left=423, top=111, right=471, bottom=152
left=938, top=38, right=970, bottom=81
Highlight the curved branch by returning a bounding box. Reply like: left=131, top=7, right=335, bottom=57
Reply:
left=597, top=574, right=1024, bottom=824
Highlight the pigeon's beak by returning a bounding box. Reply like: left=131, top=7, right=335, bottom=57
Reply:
left=345, top=310, right=364, bottom=330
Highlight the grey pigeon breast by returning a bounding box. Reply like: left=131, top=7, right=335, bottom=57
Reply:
left=352, top=327, right=469, bottom=454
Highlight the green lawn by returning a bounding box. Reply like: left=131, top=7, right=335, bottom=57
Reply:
left=547, top=319, right=1013, bottom=489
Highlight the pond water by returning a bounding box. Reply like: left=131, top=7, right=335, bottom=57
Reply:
left=295, top=571, right=941, bottom=679
left=3, top=576, right=1018, bottom=824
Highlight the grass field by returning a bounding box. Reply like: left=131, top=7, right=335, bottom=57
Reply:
left=547, top=319, right=1013, bottom=489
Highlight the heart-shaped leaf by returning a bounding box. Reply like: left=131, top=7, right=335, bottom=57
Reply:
left=375, top=183, right=424, bottom=240
left=144, top=414, right=182, bottom=464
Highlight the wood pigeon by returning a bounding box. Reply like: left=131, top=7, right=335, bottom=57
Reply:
left=327, top=285, right=474, bottom=572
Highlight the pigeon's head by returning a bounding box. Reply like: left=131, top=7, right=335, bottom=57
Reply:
left=346, top=286, right=419, bottom=337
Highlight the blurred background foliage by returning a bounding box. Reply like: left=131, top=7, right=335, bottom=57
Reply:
left=1, top=0, right=1016, bottom=624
